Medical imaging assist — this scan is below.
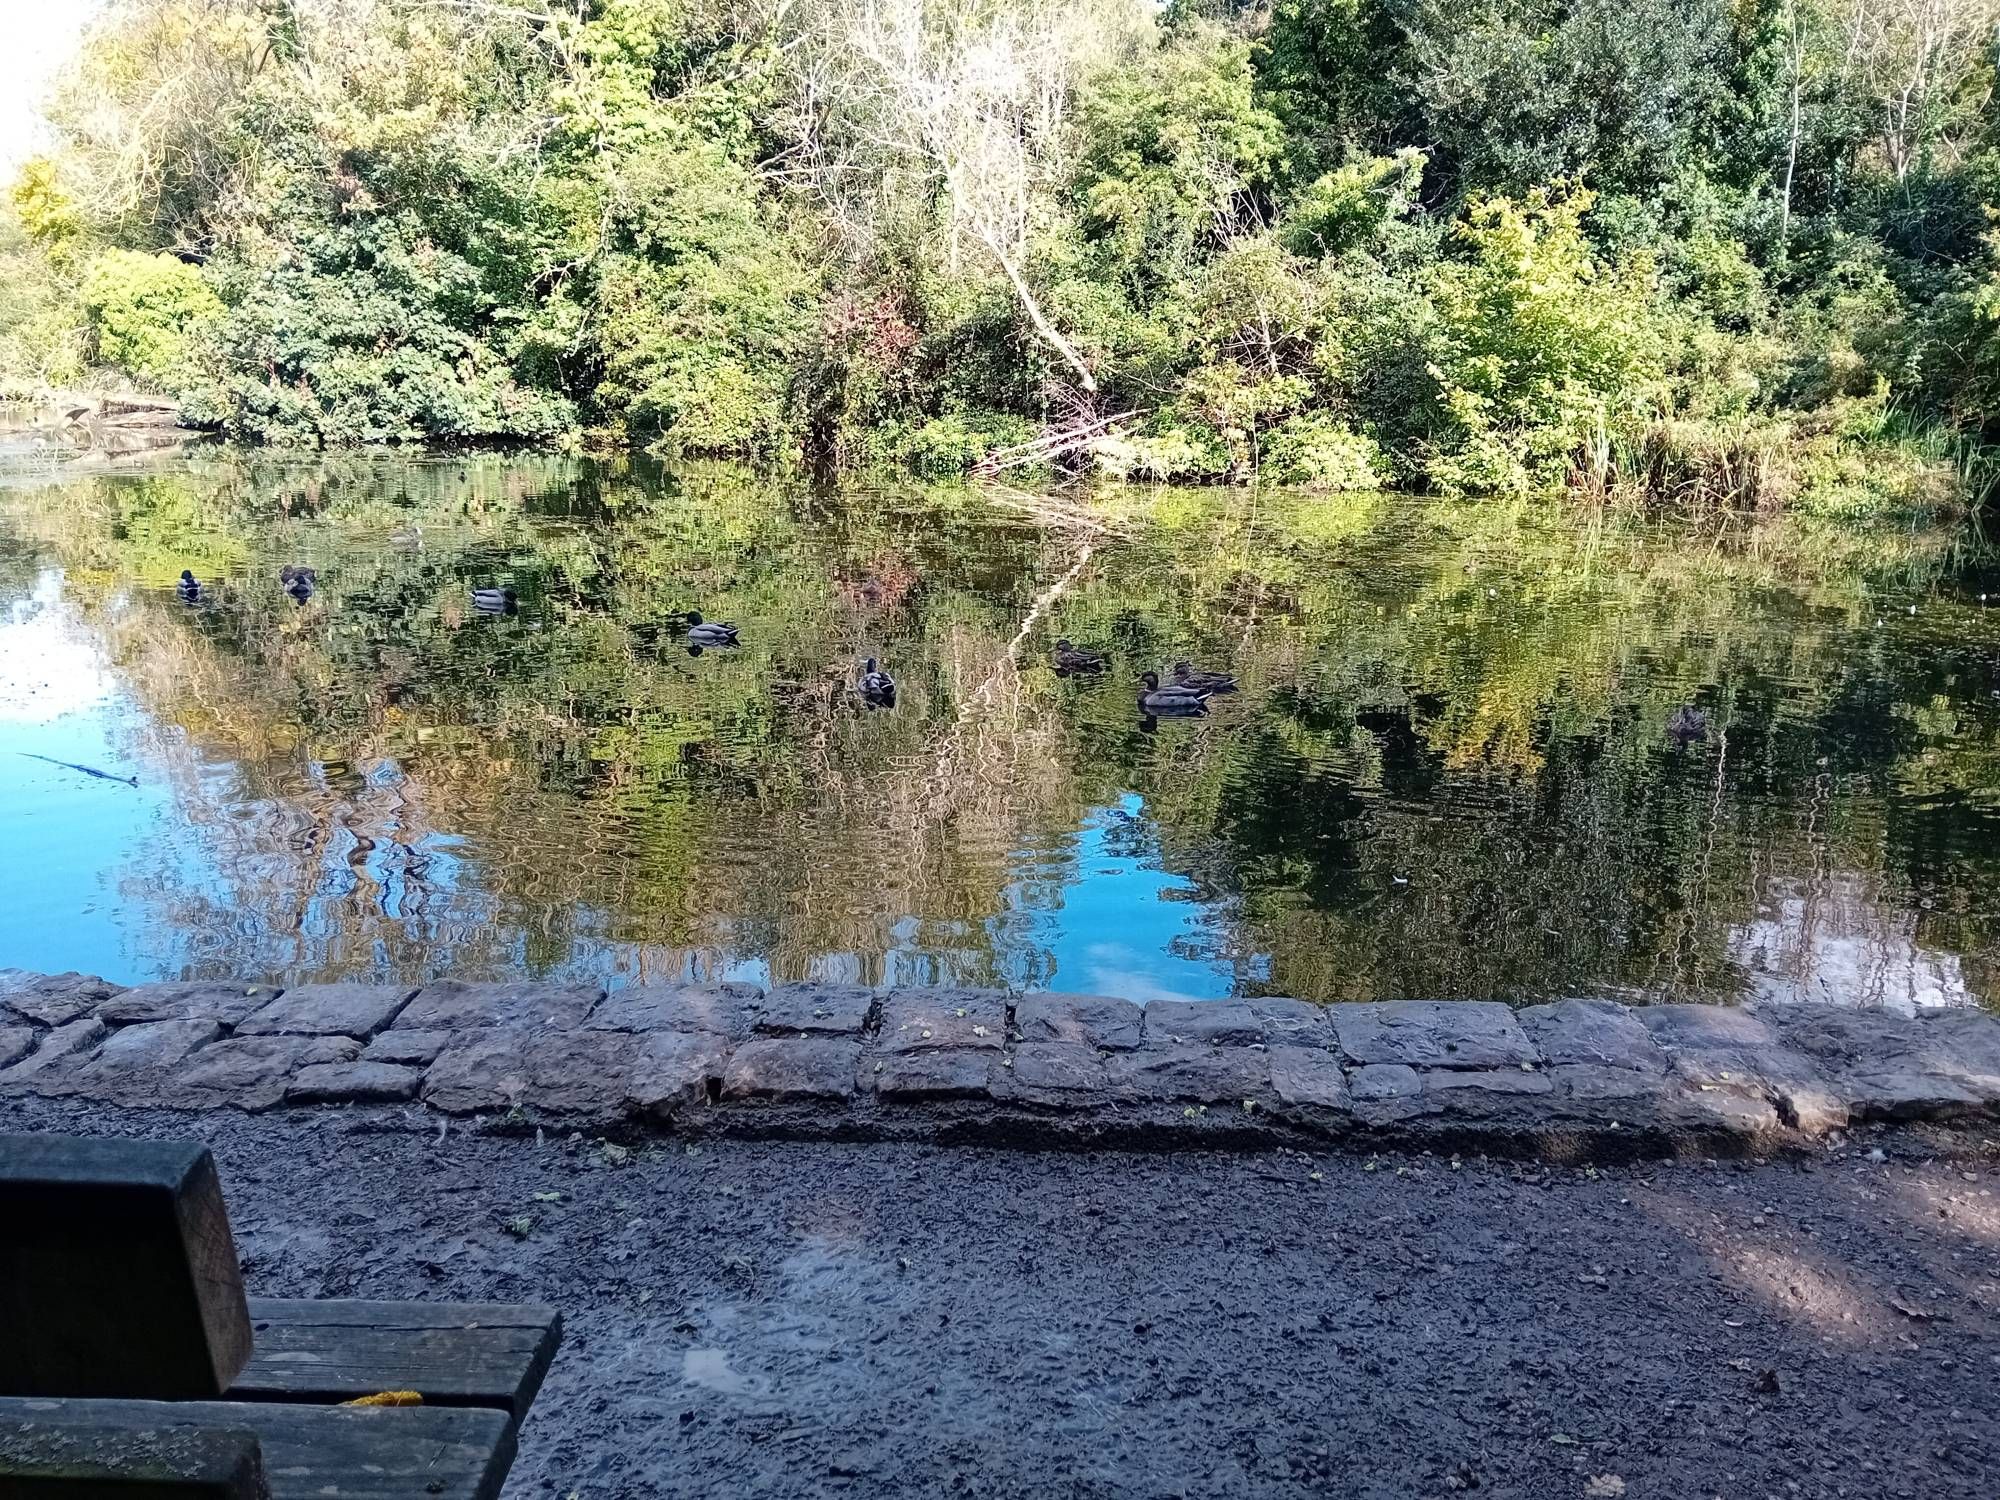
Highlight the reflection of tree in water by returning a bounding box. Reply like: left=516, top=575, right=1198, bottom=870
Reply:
left=2, top=456, right=1996, bottom=1005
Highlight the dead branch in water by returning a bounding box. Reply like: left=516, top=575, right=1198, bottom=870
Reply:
left=977, top=478, right=1135, bottom=538
left=975, top=408, right=1144, bottom=475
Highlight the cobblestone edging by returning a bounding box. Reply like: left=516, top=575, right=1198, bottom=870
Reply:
left=4, top=970, right=1999, bottom=1155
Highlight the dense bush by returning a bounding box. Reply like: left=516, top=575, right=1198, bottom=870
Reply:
left=80, top=249, right=224, bottom=390
left=2, top=0, right=1995, bottom=504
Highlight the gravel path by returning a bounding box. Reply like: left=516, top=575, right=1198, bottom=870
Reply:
left=5, top=1096, right=1999, bottom=1499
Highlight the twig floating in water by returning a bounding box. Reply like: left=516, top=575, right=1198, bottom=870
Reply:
left=17, top=753, right=138, bottom=788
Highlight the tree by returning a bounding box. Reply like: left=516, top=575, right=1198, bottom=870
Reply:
left=788, top=0, right=1152, bottom=393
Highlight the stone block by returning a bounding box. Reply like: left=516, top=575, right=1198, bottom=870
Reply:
left=395, top=980, right=601, bottom=1032
left=628, top=1031, right=729, bottom=1115
left=1663, top=1044, right=1846, bottom=1133
left=1519, top=999, right=1666, bottom=1073
left=0, top=970, right=124, bottom=1028
left=1666, top=1083, right=1782, bottom=1138
left=1634, top=1004, right=1780, bottom=1051
left=1249, top=997, right=1335, bottom=1048
left=170, top=1036, right=359, bottom=1111
left=360, top=1030, right=452, bottom=1066
left=1767, top=1006, right=2000, bottom=1120
left=286, top=1060, right=425, bottom=1104
left=1104, top=1046, right=1272, bottom=1105
left=586, top=982, right=761, bottom=1037
left=1924, top=1009, right=2000, bottom=1090
left=1331, top=1001, right=1538, bottom=1070
left=1553, top=1064, right=1669, bottom=1103
left=755, top=983, right=876, bottom=1037
left=1001, top=1043, right=1108, bottom=1106
left=423, top=1027, right=641, bottom=1115
left=0, top=1026, right=34, bottom=1069
left=722, top=1038, right=861, bottom=1102
left=98, top=983, right=279, bottom=1028
left=1268, top=1046, right=1348, bottom=1109
left=1348, top=1063, right=1421, bottom=1101
left=1, top=1018, right=107, bottom=1086
left=873, top=1048, right=994, bottom=1101
left=878, top=990, right=1005, bottom=1052
left=1013, top=993, right=1142, bottom=1051
left=1422, top=1068, right=1554, bottom=1097
left=1141, top=1000, right=1263, bottom=1049
left=235, top=983, right=417, bottom=1039
left=73, top=1020, right=221, bottom=1085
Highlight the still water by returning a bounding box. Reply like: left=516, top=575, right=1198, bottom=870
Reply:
left=0, top=453, right=1994, bottom=1010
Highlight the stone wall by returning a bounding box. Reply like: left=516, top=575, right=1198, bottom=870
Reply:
left=4, top=970, right=1998, bottom=1154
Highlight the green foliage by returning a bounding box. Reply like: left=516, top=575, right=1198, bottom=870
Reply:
left=1421, top=188, right=1670, bottom=494
left=0, top=205, right=86, bottom=395
left=892, top=411, right=1037, bottom=474
left=0, top=0, right=1992, bottom=506
left=80, top=249, right=223, bottom=391
left=1074, top=22, right=1284, bottom=288
left=1262, top=412, right=1387, bottom=488
left=579, top=141, right=811, bottom=455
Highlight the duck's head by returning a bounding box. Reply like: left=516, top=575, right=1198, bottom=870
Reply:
left=685, top=610, right=703, bottom=626
left=1055, top=638, right=1074, bottom=651
left=180, top=570, right=195, bottom=584
left=863, top=657, right=878, bottom=672
left=1173, top=660, right=1194, bottom=677
left=1140, top=671, right=1161, bottom=690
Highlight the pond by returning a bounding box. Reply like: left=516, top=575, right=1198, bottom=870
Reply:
left=0, top=453, right=1995, bottom=1011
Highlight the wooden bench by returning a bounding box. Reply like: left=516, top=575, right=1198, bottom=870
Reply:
left=0, top=1401, right=513, bottom=1500
left=234, top=1300, right=560, bottom=1422
left=0, top=1134, right=560, bottom=1498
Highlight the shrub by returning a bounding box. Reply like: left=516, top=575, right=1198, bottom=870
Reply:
left=80, top=249, right=223, bottom=390
left=894, top=411, right=1037, bottom=474
left=1262, top=412, right=1387, bottom=488
left=1421, top=187, right=1670, bottom=494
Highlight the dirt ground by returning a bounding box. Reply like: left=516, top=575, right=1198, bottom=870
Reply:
left=5, top=1096, right=1998, bottom=1500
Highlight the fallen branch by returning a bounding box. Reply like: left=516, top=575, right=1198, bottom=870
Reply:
left=975, top=409, right=1144, bottom=475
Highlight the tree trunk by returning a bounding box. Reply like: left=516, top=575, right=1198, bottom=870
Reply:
left=1780, top=1, right=1803, bottom=252
left=983, top=235, right=1097, bottom=393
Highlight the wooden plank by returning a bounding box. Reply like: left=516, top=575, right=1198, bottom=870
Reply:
left=0, top=1135, right=252, bottom=1400
left=234, top=1301, right=562, bottom=1422
left=0, top=1400, right=513, bottom=1500
left=0, top=1418, right=269, bottom=1498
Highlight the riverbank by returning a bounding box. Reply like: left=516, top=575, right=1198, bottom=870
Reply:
left=2, top=1093, right=1995, bottom=1498
left=4, top=973, right=1998, bottom=1159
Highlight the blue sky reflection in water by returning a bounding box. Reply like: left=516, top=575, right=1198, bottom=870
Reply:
left=0, top=454, right=1995, bottom=1011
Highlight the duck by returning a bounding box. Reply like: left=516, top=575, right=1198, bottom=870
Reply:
left=176, top=569, right=202, bottom=602
left=683, top=611, right=739, bottom=646
left=857, top=657, right=896, bottom=706
left=1137, top=671, right=1210, bottom=715
left=1173, top=660, right=1236, bottom=694
left=1052, top=637, right=1109, bottom=673
left=1666, top=705, right=1708, bottom=744
left=280, top=564, right=316, bottom=601
left=471, top=587, right=517, bottom=614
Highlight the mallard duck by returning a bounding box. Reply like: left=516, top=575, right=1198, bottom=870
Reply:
left=1667, top=705, right=1708, bottom=744
left=471, top=587, right=517, bottom=613
left=857, top=657, right=896, bottom=705
left=1173, top=660, right=1236, bottom=693
left=176, top=569, right=202, bottom=602
left=280, top=564, right=316, bottom=600
left=1138, top=671, right=1209, bottom=714
left=684, top=611, right=739, bottom=646
left=1053, top=637, right=1109, bottom=673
